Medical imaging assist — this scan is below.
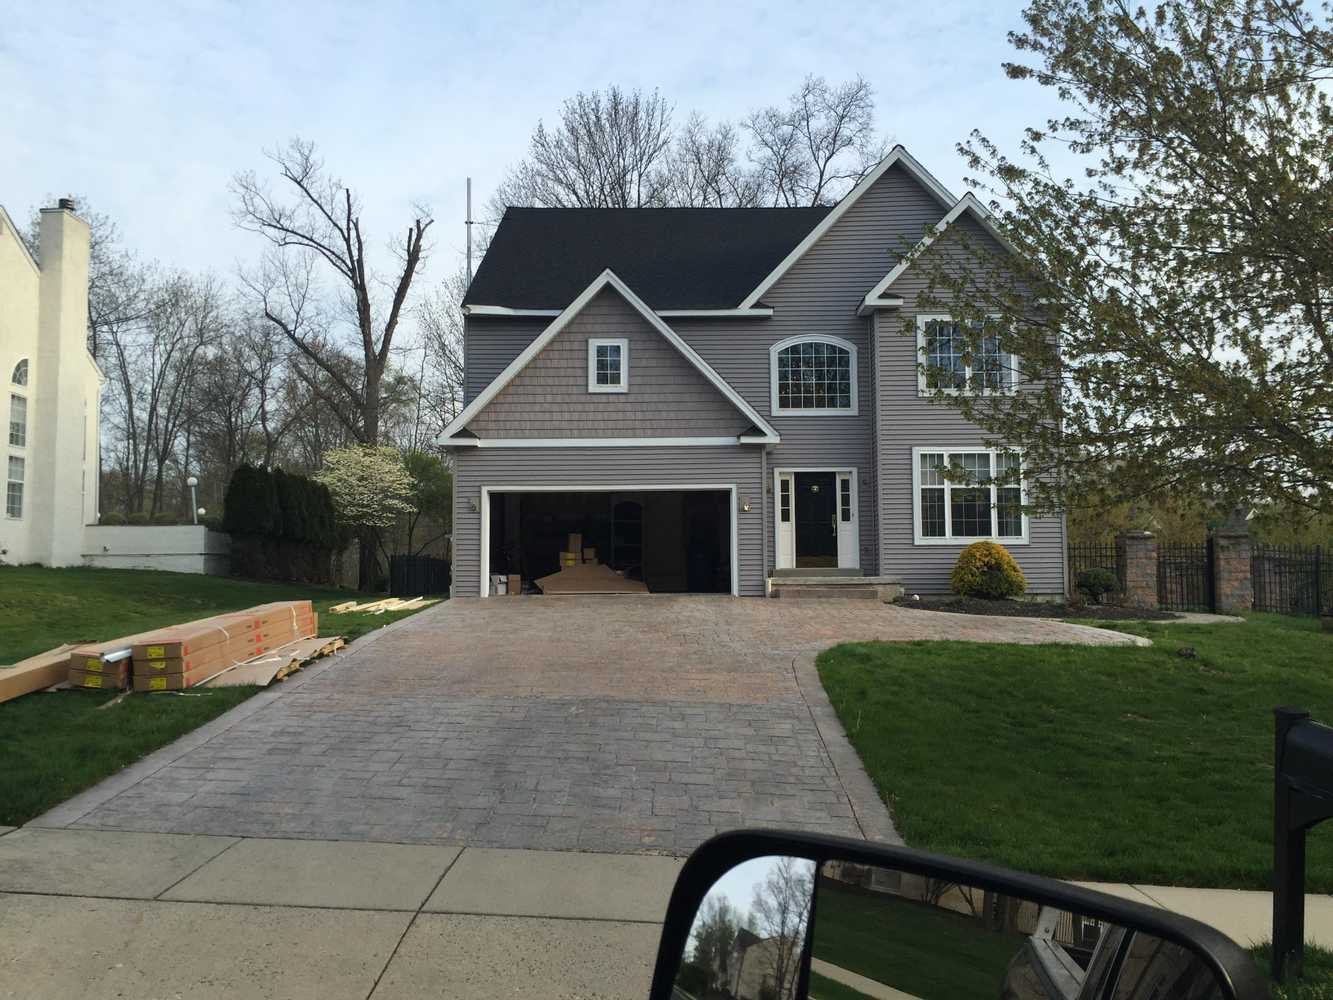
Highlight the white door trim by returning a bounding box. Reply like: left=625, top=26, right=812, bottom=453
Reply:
left=771, top=467, right=860, bottom=571
left=479, top=484, right=739, bottom=597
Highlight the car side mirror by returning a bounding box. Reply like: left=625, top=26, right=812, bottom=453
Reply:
left=648, top=831, right=1268, bottom=1000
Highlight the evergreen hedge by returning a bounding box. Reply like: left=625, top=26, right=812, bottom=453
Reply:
left=221, top=464, right=345, bottom=583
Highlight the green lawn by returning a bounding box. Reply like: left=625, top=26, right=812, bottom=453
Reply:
left=812, top=878, right=1025, bottom=998
left=817, top=613, right=1333, bottom=891
left=0, top=566, right=439, bottom=826
left=1251, top=945, right=1333, bottom=1000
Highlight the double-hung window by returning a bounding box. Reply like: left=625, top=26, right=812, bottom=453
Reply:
left=917, top=316, right=1015, bottom=394
left=9, top=394, right=26, bottom=447
left=913, top=447, right=1026, bottom=543
left=6, top=456, right=23, bottom=519
left=587, top=338, right=628, bottom=393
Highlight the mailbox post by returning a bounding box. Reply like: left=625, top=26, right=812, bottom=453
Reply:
left=1273, top=707, right=1333, bottom=981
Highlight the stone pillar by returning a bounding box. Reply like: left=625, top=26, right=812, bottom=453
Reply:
left=1211, top=512, right=1253, bottom=614
left=1116, top=530, right=1159, bottom=610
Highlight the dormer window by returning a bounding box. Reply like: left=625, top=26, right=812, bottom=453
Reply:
left=11, top=359, right=28, bottom=386
left=588, top=338, right=628, bottom=393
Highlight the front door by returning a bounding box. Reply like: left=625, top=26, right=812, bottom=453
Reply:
left=794, top=472, right=837, bottom=567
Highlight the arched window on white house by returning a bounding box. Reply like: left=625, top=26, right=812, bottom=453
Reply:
left=11, top=359, right=28, bottom=386
left=769, top=336, right=858, bottom=416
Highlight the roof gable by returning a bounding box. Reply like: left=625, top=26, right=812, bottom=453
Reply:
left=858, top=193, right=1016, bottom=313
left=439, top=270, right=780, bottom=445
left=736, top=145, right=959, bottom=309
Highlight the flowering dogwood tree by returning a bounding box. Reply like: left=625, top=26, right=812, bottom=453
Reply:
left=315, top=446, right=415, bottom=587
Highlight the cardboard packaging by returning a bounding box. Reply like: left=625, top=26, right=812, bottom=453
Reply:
left=507, top=574, right=521, bottom=595
left=582, top=548, right=596, bottom=563
left=69, top=664, right=131, bottom=690
left=0, top=644, right=84, bottom=704
left=567, top=533, right=583, bottom=554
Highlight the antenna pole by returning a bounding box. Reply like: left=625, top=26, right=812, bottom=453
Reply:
left=465, top=177, right=473, bottom=286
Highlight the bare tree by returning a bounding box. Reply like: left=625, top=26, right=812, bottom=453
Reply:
left=233, top=138, right=433, bottom=447
left=751, top=856, right=814, bottom=1000
left=491, top=87, right=676, bottom=209
left=744, top=75, right=887, bottom=206
left=666, top=114, right=765, bottom=207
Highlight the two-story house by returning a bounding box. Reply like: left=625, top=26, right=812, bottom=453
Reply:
left=439, top=146, right=1067, bottom=599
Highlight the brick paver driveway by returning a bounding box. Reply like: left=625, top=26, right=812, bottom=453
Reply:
left=51, top=598, right=1138, bottom=853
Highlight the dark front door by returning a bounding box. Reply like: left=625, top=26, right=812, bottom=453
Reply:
left=795, top=472, right=837, bottom=567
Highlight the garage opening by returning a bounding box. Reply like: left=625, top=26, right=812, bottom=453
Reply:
left=485, top=489, right=733, bottom=595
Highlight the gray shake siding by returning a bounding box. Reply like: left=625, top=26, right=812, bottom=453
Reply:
left=466, top=289, right=749, bottom=439
left=451, top=446, right=766, bottom=598
left=457, top=162, right=1068, bottom=596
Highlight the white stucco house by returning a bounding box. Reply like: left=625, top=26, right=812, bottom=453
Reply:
left=0, top=199, right=103, bottom=566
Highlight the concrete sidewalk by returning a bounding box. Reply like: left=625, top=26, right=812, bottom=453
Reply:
left=2, top=827, right=1327, bottom=999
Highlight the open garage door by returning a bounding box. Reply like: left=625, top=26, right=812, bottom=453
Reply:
left=482, top=487, right=736, bottom=596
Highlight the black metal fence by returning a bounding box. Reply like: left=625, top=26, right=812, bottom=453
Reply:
left=1067, top=542, right=1120, bottom=596
left=389, top=554, right=451, bottom=597
left=1252, top=543, right=1330, bottom=616
left=1157, top=540, right=1215, bottom=612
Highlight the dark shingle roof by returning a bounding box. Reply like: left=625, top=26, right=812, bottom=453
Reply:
left=464, top=206, right=832, bottom=310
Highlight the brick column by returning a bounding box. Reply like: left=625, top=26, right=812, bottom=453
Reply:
left=1211, top=515, right=1253, bottom=614
left=1116, top=530, right=1159, bottom=610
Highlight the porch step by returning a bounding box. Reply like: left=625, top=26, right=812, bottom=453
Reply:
left=770, top=568, right=863, bottom=578
left=768, top=575, right=904, bottom=603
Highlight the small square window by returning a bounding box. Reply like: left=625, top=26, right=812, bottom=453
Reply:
left=588, top=339, right=628, bottom=393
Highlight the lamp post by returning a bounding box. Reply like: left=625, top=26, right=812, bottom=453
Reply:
left=187, top=476, right=199, bottom=525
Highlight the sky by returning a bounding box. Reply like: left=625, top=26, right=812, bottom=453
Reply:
left=1, top=0, right=1064, bottom=290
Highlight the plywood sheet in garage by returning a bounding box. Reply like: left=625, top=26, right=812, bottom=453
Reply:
left=535, top=562, right=649, bottom=595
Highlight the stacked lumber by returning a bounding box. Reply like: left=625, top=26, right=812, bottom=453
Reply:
left=0, top=644, right=88, bottom=705
left=327, top=596, right=439, bottom=614
left=203, top=635, right=346, bottom=688
left=66, top=601, right=318, bottom=693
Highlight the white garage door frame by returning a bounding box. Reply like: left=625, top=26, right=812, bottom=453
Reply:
left=479, top=484, right=740, bottom=598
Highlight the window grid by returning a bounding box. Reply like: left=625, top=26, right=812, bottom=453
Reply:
left=779, top=478, right=791, bottom=523
left=6, top=455, right=23, bottom=519
left=776, top=341, right=852, bottom=410
left=594, top=344, right=622, bottom=386
left=917, top=449, right=1025, bottom=542
left=918, top=318, right=1014, bottom=394
left=9, top=394, right=26, bottom=447
left=11, top=360, right=28, bottom=387
left=839, top=477, right=852, bottom=522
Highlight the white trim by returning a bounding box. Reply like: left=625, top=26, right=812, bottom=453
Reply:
left=768, top=335, right=859, bottom=417
left=478, top=483, right=740, bottom=598
left=855, top=296, right=904, bottom=317
left=860, top=193, right=1017, bottom=312
left=910, top=446, right=1029, bottom=546
left=465, top=304, right=775, bottom=319
left=771, top=466, right=860, bottom=570
left=438, top=269, right=780, bottom=445
left=0, top=206, right=40, bottom=276
left=738, top=146, right=958, bottom=309
left=442, top=435, right=778, bottom=448
left=587, top=337, right=629, bottom=393
left=914, top=314, right=1017, bottom=396
left=463, top=305, right=562, bottom=317
left=657, top=307, right=774, bottom=318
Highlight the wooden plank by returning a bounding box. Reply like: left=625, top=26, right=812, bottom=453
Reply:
left=201, top=635, right=345, bottom=689
left=327, top=601, right=359, bottom=613
left=0, top=644, right=88, bottom=705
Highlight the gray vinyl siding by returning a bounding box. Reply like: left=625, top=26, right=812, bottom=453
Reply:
left=466, top=289, right=749, bottom=439
left=451, top=446, right=767, bottom=597
left=872, top=307, right=1067, bottom=595
left=464, top=318, right=543, bottom=404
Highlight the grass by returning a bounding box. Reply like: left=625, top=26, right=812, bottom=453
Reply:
left=0, top=566, right=439, bottom=826
left=817, top=613, right=1333, bottom=891
left=1251, top=945, right=1333, bottom=1000
left=808, top=972, right=873, bottom=1000
left=812, top=878, right=1025, bottom=998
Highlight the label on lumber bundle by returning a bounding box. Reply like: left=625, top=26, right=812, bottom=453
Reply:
left=79, top=674, right=105, bottom=689
left=144, top=645, right=167, bottom=659
left=147, top=676, right=167, bottom=691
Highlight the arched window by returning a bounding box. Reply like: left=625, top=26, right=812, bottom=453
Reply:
left=11, top=359, right=28, bottom=386
left=769, top=336, right=858, bottom=416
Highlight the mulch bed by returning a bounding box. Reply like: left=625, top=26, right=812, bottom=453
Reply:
left=895, top=596, right=1178, bottom=621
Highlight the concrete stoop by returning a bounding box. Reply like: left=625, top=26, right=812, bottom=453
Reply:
left=768, top=575, right=904, bottom=602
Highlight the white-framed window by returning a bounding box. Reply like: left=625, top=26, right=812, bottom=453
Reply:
left=769, top=335, right=858, bottom=416
left=912, top=446, right=1027, bottom=544
left=11, top=359, right=28, bottom=387
left=9, top=394, right=26, bottom=448
left=6, top=455, right=23, bottom=519
left=916, top=315, right=1016, bottom=395
left=587, top=338, right=628, bottom=393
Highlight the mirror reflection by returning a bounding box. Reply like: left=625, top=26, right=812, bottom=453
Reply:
left=673, top=857, right=1226, bottom=1000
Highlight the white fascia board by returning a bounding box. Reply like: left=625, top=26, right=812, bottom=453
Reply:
left=437, top=268, right=780, bottom=445
left=461, top=436, right=748, bottom=448
left=856, top=295, right=904, bottom=317
left=467, top=305, right=774, bottom=319
left=861, top=193, right=1018, bottom=309
left=737, top=145, right=959, bottom=310
left=0, top=205, right=40, bottom=275
left=462, top=305, right=562, bottom=317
